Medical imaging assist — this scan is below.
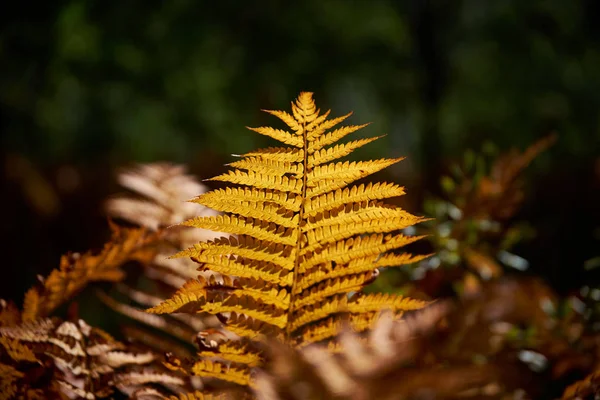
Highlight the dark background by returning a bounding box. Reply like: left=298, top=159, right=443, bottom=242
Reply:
left=1, top=0, right=599, bottom=303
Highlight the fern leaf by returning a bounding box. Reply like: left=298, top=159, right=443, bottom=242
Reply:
left=209, top=170, right=303, bottom=193
left=304, top=182, right=406, bottom=217
left=146, top=279, right=209, bottom=314
left=106, top=163, right=212, bottom=230
left=0, top=337, right=38, bottom=362
left=307, top=158, right=403, bottom=184
left=296, top=312, right=380, bottom=346
left=183, top=215, right=298, bottom=246
left=190, top=255, right=293, bottom=286
left=296, top=253, right=429, bottom=294
left=372, top=252, right=432, bottom=268
left=561, top=369, right=600, bottom=400
left=303, top=216, right=424, bottom=253
left=0, top=301, right=21, bottom=328
left=191, top=199, right=299, bottom=228
left=289, top=293, right=424, bottom=333
left=148, top=276, right=290, bottom=315
left=246, top=126, right=303, bottom=147
left=261, top=110, right=301, bottom=132
left=192, top=360, right=252, bottom=387
left=241, top=146, right=303, bottom=163
left=299, top=233, right=424, bottom=272
left=192, top=188, right=301, bottom=213
left=169, top=391, right=237, bottom=400
left=308, top=123, right=370, bottom=153
left=198, top=341, right=262, bottom=367
left=293, top=273, right=374, bottom=309
left=22, top=225, right=157, bottom=321
left=346, top=293, right=428, bottom=314
left=225, top=313, right=283, bottom=340
left=306, top=112, right=354, bottom=141
left=0, top=318, right=185, bottom=398
left=289, top=295, right=351, bottom=332
left=0, top=363, right=23, bottom=400
left=152, top=92, right=428, bottom=391
left=291, top=92, right=318, bottom=123
left=202, top=295, right=288, bottom=329
left=304, top=202, right=421, bottom=230
left=308, top=135, right=383, bottom=167
left=228, top=157, right=303, bottom=177
left=175, top=237, right=295, bottom=271
left=169, top=358, right=252, bottom=387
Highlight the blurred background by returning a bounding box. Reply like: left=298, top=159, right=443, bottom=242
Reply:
left=1, top=1, right=599, bottom=302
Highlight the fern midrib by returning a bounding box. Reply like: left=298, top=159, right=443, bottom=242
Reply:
left=286, top=115, right=308, bottom=341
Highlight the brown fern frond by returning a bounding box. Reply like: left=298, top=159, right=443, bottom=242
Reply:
left=421, top=134, right=557, bottom=291
left=0, top=300, right=21, bottom=328
left=0, top=363, right=26, bottom=400
left=0, top=318, right=186, bottom=399
left=149, top=92, right=428, bottom=393
left=101, top=163, right=224, bottom=355
left=22, top=223, right=158, bottom=321
left=561, top=369, right=600, bottom=400
left=106, top=163, right=217, bottom=232
left=0, top=337, right=38, bottom=362
left=251, top=303, right=497, bottom=400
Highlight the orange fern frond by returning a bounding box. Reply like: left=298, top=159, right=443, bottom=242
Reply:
left=148, top=92, right=429, bottom=395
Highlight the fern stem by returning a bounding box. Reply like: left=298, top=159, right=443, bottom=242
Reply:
left=286, top=115, right=308, bottom=341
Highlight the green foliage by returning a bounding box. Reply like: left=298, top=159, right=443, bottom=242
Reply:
left=2, top=1, right=599, bottom=169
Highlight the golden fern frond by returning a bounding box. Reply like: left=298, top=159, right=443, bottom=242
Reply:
left=167, top=391, right=238, bottom=400
left=149, top=92, right=429, bottom=394
left=22, top=223, right=157, bottom=321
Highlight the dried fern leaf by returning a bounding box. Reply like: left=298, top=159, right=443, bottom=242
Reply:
left=0, top=363, right=24, bottom=400
left=22, top=224, right=157, bottom=321
left=255, top=304, right=453, bottom=400
left=102, top=163, right=224, bottom=354
left=0, top=318, right=185, bottom=399
left=0, top=300, right=21, bottom=328
left=0, top=337, right=38, bottom=362
left=561, top=369, right=600, bottom=400
left=106, top=163, right=215, bottom=232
